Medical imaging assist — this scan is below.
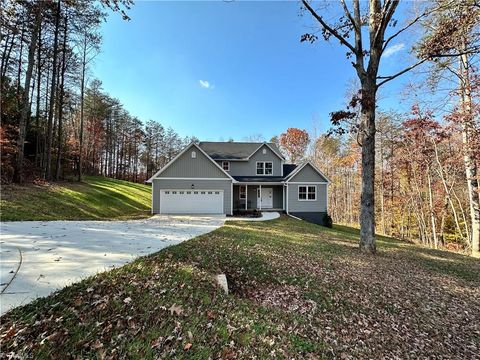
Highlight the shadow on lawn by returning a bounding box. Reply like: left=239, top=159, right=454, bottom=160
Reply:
left=329, top=224, right=480, bottom=283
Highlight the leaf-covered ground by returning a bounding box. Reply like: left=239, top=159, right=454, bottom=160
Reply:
left=0, top=176, right=151, bottom=221
left=1, top=217, right=479, bottom=359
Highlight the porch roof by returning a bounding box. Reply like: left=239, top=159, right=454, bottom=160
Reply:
left=233, top=176, right=285, bottom=183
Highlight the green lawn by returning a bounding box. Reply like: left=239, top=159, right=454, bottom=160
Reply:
left=1, top=216, right=479, bottom=358
left=0, top=176, right=151, bottom=221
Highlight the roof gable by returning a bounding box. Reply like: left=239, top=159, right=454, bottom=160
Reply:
left=247, top=143, right=284, bottom=161
left=286, top=162, right=330, bottom=183
left=146, top=143, right=234, bottom=182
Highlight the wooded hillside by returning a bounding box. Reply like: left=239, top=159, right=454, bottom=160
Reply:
left=1, top=0, right=193, bottom=184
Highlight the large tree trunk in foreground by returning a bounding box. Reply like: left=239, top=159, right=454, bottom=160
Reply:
left=359, top=84, right=376, bottom=253
left=15, top=5, right=42, bottom=183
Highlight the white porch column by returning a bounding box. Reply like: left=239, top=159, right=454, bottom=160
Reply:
left=259, top=185, right=262, bottom=210
left=245, top=184, right=248, bottom=210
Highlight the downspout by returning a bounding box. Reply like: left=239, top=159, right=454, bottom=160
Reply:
left=230, top=181, right=233, bottom=215
left=285, top=182, right=302, bottom=221
left=285, top=183, right=289, bottom=215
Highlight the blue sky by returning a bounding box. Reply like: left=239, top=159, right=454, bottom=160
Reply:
left=93, top=1, right=416, bottom=141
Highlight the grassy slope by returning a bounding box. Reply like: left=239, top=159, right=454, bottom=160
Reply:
left=1, top=217, right=479, bottom=359
left=0, top=176, right=151, bottom=221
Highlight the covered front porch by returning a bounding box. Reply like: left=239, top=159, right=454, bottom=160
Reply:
left=233, top=184, right=284, bottom=211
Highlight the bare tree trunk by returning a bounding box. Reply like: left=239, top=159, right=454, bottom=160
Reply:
left=379, top=130, right=386, bottom=235
left=427, top=167, right=438, bottom=249
left=16, top=24, right=25, bottom=99
left=34, top=24, right=42, bottom=167
left=14, top=4, right=42, bottom=183
left=45, top=0, right=61, bottom=180
left=78, top=32, right=87, bottom=182
left=1, top=31, right=16, bottom=79
left=55, top=13, right=68, bottom=181
left=434, top=143, right=467, bottom=244
left=459, top=52, right=480, bottom=256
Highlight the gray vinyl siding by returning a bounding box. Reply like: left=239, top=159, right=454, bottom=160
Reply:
left=152, top=179, right=232, bottom=214
left=219, top=145, right=282, bottom=177
left=289, top=164, right=328, bottom=183
left=159, top=146, right=230, bottom=179
left=287, top=183, right=327, bottom=212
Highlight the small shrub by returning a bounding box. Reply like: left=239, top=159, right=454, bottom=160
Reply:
left=231, top=209, right=263, bottom=218
left=322, top=213, right=333, bottom=228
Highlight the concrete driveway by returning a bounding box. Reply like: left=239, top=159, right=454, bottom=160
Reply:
left=0, top=215, right=225, bottom=315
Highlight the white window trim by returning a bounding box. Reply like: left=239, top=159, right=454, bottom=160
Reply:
left=222, top=161, right=230, bottom=171
left=256, top=161, right=273, bottom=176
left=298, top=185, right=317, bottom=201
left=239, top=185, right=246, bottom=199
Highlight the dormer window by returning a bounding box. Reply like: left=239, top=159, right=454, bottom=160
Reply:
left=222, top=161, right=230, bottom=171
left=256, top=161, right=273, bottom=175
left=191, top=151, right=196, bottom=158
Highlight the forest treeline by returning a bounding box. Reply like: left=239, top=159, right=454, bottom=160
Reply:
left=1, top=0, right=191, bottom=184
left=310, top=105, right=478, bottom=253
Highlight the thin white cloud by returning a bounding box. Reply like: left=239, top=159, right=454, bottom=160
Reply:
left=383, top=43, right=405, bottom=58
left=199, top=80, right=213, bottom=89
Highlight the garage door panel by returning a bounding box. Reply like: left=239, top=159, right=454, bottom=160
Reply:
left=160, top=189, right=224, bottom=214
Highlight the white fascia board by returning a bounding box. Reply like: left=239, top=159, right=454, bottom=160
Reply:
left=247, top=142, right=285, bottom=161
left=285, top=161, right=331, bottom=184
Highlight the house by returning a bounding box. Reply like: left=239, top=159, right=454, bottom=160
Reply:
left=146, top=141, right=330, bottom=224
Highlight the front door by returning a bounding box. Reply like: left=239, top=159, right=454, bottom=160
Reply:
left=260, top=187, right=273, bottom=209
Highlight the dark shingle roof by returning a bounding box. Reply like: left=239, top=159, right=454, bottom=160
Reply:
left=233, top=176, right=285, bottom=183
left=198, top=142, right=284, bottom=160
left=232, top=165, right=297, bottom=183
left=283, top=164, right=297, bottom=178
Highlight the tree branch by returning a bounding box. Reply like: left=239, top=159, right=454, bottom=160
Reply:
left=376, top=58, right=428, bottom=87
left=375, top=0, right=399, bottom=50
left=382, top=10, right=429, bottom=52
left=302, top=0, right=357, bottom=55
left=340, top=0, right=358, bottom=33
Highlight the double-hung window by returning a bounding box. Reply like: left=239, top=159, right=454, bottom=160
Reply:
left=222, top=161, right=230, bottom=171
left=298, top=186, right=316, bottom=201
left=256, top=161, right=273, bottom=175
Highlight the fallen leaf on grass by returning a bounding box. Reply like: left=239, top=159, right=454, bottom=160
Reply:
left=169, top=304, right=183, bottom=316
left=151, top=337, right=163, bottom=349
left=184, top=343, right=192, bottom=351
left=1, top=326, right=15, bottom=340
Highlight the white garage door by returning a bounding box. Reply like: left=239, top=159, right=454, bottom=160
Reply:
left=160, top=189, right=224, bottom=214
